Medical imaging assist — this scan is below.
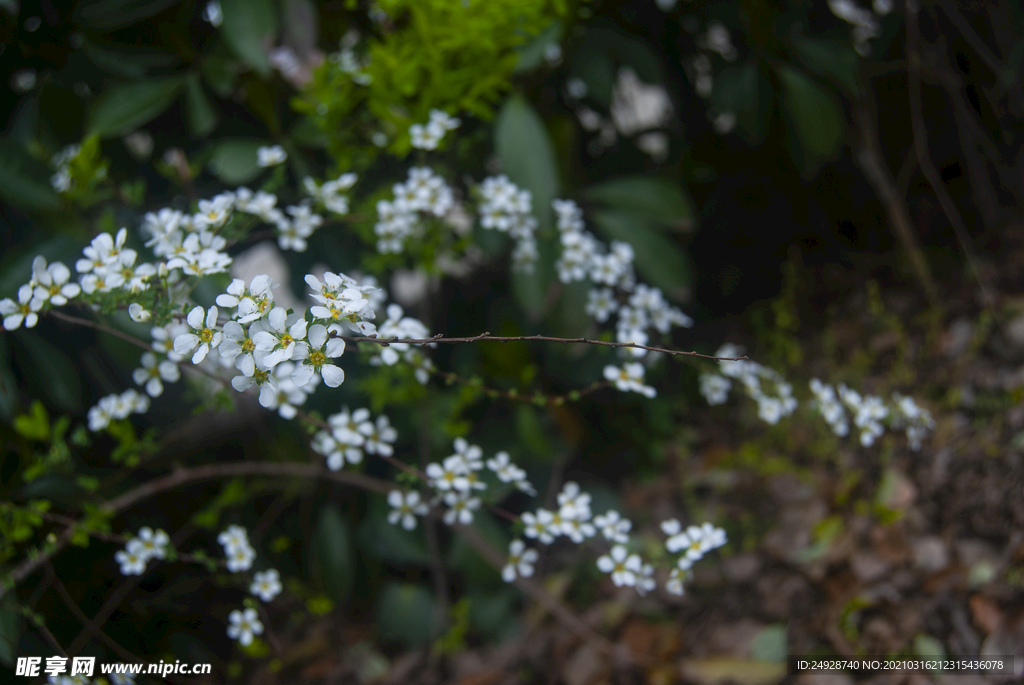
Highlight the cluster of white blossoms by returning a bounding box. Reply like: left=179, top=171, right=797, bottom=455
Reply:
left=700, top=343, right=798, bottom=425
left=256, top=144, right=287, bottom=168
left=554, top=199, right=693, bottom=358
left=1, top=256, right=81, bottom=330
left=521, top=481, right=596, bottom=546
left=87, top=389, right=150, bottom=432
left=302, top=171, right=357, bottom=216
left=809, top=380, right=934, bottom=449
left=375, top=167, right=456, bottom=253
left=114, top=527, right=170, bottom=576
left=219, top=524, right=256, bottom=572
left=311, top=406, right=398, bottom=470
left=477, top=175, right=540, bottom=274
left=409, top=109, right=460, bottom=150
left=700, top=345, right=934, bottom=450
left=661, top=520, right=727, bottom=595
left=367, top=303, right=435, bottom=383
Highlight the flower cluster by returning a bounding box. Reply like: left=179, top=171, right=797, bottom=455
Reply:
left=521, top=481, right=597, bottom=546
left=302, top=172, right=357, bottom=215
left=87, top=389, right=150, bottom=432
left=700, top=343, right=798, bottom=424
left=477, top=175, right=539, bottom=273
left=311, top=406, right=398, bottom=470
left=114, top=527, right=170, bottom=576
left=409, top=109, right=460, bottom=150
left=219, top=524, right=255, bottom=572
left=256, top=145, right=287, bottom=168
left=661, top=520, right=727, bottom=595
left=0, top=255, right=83, bottom=331
left=368, top=303, right=435, bottom=383
left=553, top=199, right=693, bottom=358
left=374, top=167, right=456, bottom=253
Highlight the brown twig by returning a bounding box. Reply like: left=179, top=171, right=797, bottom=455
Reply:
left=48, top=309, right=155, bottom=353
left=906, top=0, right=997, bottom=310
left=851, top=96, right=941, bottom=308
left=339, top=331, right=746, bottom=363
left=50, top=566, right=143, bottom=663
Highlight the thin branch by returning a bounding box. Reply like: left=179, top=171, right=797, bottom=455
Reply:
left=906, top=0, right=998, bottom=310
left=48, top=310, right=154, bottom=353
left=933, top=0, right=1004, bottom=75
left=851, top=97, right=941, bottom=308
left=338, top=331, right=746, bottom=363
left=50, top=566, right=143, bottom=663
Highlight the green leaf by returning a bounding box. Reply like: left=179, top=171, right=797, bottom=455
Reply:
left=13, top=402, right=50, bottom=442
left=311, top=504, right=354, bottom=604
left=375, top=582, right=438, bottom=648
left=207, top=138, right=265, bottom=185
left=777, top=66, right=844, bottom=179
left=0, top=139, right=61, bottom=213
left=789, top=33, right=861, bottom=96
left=582, top=176, right=695, bottom=231
left=87, top=77, right=185, bottom=139
left=80, top=41, right=180, bottom=79
left=494, top=95, right=560, bottom=233
left=711, top=60, right=773, bottom=146
left=185, top=73, right=219, bottom=138
left=590, top=209, right=691, bottom=299
left=75, top=0, right=182, bottom=30
left=515, top=21, right=563, bottom=73
left=220, top=0, right=278, bottom=78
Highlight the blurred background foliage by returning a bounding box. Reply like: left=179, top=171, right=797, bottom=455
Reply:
left=1, top=0, right=1022, bottom=679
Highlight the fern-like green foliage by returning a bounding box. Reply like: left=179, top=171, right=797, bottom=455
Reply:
left=295, top=0, right=570, bottom=166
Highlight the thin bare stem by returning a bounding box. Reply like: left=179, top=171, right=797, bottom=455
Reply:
left=906, top=0, right=997, bottom=310
left=48, top=309, right=155, bottom=353
left=50, top=567, right=143, bottom=663
left=339, top=331, right=747, bottom=363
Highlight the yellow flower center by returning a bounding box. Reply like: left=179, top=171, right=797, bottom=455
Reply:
left=241, top=339, right=255, bottom=353
left=307, top=350, right=326, bottom=367
left=199, top=328, right=213, bottom=343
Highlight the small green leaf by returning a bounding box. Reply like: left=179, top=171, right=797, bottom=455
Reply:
left=515, top=21, right=563, bottom=73
left=582, top=176, right=695, bottom=231
left=185, top=73, right=219, bottom=138
left=0, top=139, right=61, bottom=213
left=87, top=77, right=185, bottom=139
left=75, top=0, right=182, bottom=30
left=494, top=95, right=560, bottom=233
left=312, top=504, right=354, bottom=604
left=13, top=401, right=50, bottom=442
left=207, top=138, right=265, bottom=185
left=220, top=0, right=278, bottom=78
left=590, top=209, right=691, bottom=299
left=777, top=66, right=844, bottom=179
left=375, top=582, right=438, bottom=648
left=790, top=33, right=861, bottom=96
left=711, top=60, right=773, bottom=146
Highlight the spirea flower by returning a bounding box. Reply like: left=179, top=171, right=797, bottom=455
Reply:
left=387, top=490, right=429, bottom=531
left=597, top=545, right=642, bottom=587
left=250, top=569, right=282, bottom=602
left=502, top=540, right=538, bottom=582
left=227, top=608, right=263, bottom=646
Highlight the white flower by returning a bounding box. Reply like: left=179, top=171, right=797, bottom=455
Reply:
left=216, top=275, right=274, bottom=324
left=449, top=437, right=484, bottom=472
left=292, top=323, right=345, bottom=387
left=635, top=563, right=656, bottom=596
left=132, top=352, right=180, bottom=397
left=129, top=303, right=151, bottom=323
left=666, top=565, right=690, bottom=595
left=226, top=544, right=256, bottom=572
left=594, top=510, right=632, bottom=544
left=700, top=373, right=732, bottom=405
left=425, top=456, right=467, bottom=492
left=363, top=414, right=397, bottom=456
left=115, top=540, right=148, bottom=575
left=1, top=284, right=43, bottom=330
left=134, top=527, right=170, bottom=560
left=442, top=491, right=480, bottom=525
left=596, top=545, right=642, bottom=587
left=218, top=525, right=249, bottom=553
left=257, top=145, right=287, bottom=167
left=227, top=608, right=263, bottom=646
left=501, top=539, right=538, bottom=582
left=252, top=306, right=307, bottom=368
left=521, top=509, right=557, bottom=545
left=173, top=306, right=222, bottom=364
left=387, top=490, right=429, bottom=531
left=603, top=363, right=656, bottom=398
left=250, top=569, right=282, bottom=602
left=585, top=288, right=617, bottom=323
left=31, top=257, right=80, bottom=306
